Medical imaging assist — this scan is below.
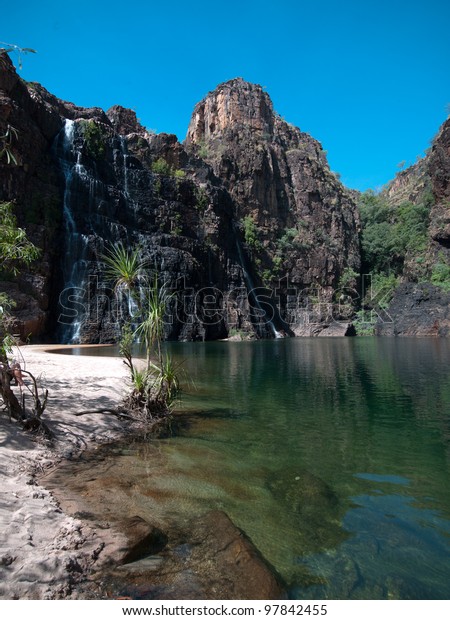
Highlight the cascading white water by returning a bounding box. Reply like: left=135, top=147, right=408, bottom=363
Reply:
left=233, top=224, right=283, bottom=338
left=120, top=136, right=144, bottom=320
left=118, top=136, right=140, bottom=221
left=55, top=119, right=91, bottom=343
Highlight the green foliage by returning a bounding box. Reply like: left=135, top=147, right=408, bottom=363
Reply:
left=276, top=227, right=310, bottom=255
left=80, top=120, right=106, bottom=159
left=242, top=215, right=262, bottom=252
left=358, top=190, right=431, bottom=274
left=194, top=187, right=209, bottom=212
left=0, top=125, right=19, bottom=165
left=154, top=178, right=162, bottom=194
left=152, top=354, right=181, bottom=405
left=0, top=293, right=16, bottom=362
left=228, top=328, right=249, bottom=339
left=0, top=331, right=16, bottom=364
left=431, top=260, right=450, bottom=291
left=339, top=266, right=359, bottom=290
left=0, top=42, right=36, bottom=70
left=102, top=242, right=145, bottom=292
left=170, top=213, right=182, bottom=235
left=151, top=157, right=185, bottom=179
left=0, top=202, right=40, bottom=275
left=353, top=310, right=376, bottom=336
left=262, top=255, right=284, bottom=285
left=364, top=272, right=399, bottom=310
left=134, top=277, right=167, bottom=365
left=278, top=228, right=297, bottom=250
left=106, top=247, right=180, bottom=419
left=130, top=366, right=150, bottom=394
left=119, top=322, right=134, bottom=361
left=0, top=202, right=38, bottom=395
left=196, top=140, right=209, bottom=159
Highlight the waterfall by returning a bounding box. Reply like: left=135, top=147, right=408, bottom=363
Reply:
left=54, top=119, right=92, bottom=343
left=119, top=136, right=130, bottom=198
left=118, top=136, right=140, bottom=222
left=233, top=223, right=283, bottom=338
left=118, top=135, right=144, bottom=323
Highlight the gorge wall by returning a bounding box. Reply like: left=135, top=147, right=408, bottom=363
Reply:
left=1, top=54, right=448, bottom=342
left=375, top=116, right=450, bottom=336
left=1, top=59, right=361, bottom=342
left=184, top=79, right=361, bottom=335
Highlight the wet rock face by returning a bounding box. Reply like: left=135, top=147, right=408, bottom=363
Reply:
left=380, top=117, right=450, bottom=333
left=1, top=65, right=362, bottom=342
left=375, top=282, right=450, bottom=337
left=0, top=60, right=249, bottom=343
left=0, top=55, right=63, bottom=340
left=118, top=516, right=168, bottom=565
left=185, top=78, right=361, bottom=330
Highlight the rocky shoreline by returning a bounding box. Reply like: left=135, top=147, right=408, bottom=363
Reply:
left=0, top=346, right=285, bottom=600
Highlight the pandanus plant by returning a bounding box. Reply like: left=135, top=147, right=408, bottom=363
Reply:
left=103, top=243, right=180, bottom=418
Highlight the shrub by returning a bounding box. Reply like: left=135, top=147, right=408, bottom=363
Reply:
left=358, top=191, right=431, bottom=275
left=431, top=261, right=450, bottom=291
left=151, top=157, right=172, bottom=176
left=152, top=157, right=186, bottom=179
left=242, top=215, right=262, bottom=252
left=80, top=120, right=106, bottom=159
left=194, top=187, right=209, bottom=212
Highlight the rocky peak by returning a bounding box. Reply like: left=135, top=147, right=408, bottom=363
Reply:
left=185, top=78, right=361, bottom=332
left=383, top=158, right=429, bottom=208
left=186, top=78, right=274, bottom=145
left=107, top=105, right=146, bottom=136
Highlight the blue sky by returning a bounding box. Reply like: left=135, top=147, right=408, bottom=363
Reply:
left=2, top=0, right=449, bottom=190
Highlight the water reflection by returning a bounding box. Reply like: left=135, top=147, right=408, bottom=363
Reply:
left=53, top=338, right=450, bottom=598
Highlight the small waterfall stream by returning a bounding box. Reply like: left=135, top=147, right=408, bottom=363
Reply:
left=54, top=119, right=92, bottom=343
left=116, top=136, right=143, bottom=325
left=54, top=120, right=147, bottom=343
left=233, top=223, right=283, bottom=338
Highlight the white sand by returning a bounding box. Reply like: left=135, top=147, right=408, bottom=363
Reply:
left=0, top=345, right=130, bottom=599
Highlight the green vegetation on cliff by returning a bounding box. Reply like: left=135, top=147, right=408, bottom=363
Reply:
left=80, top=120, right=107, bottom=159
left=358, top=189, right=432, bottom=276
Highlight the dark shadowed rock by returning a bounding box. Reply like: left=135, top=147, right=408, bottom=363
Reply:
left=382, top=119, right=450, bottom=336
left=118, top=516, right=168, bottom=565
left=108, top=510, right=285, bottom=600
left=266, top=467, right=348, bottom=550
left=375, top=282, right=450, bottom=336
left=1, top=64, right=362, bottom=342
left=185, top=78, right=361, bottom=333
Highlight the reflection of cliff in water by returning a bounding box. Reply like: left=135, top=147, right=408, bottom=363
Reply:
left=45, top=338, right=450, bottom=598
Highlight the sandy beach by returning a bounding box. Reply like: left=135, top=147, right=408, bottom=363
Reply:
left=0, top=345, right=130, bottom=599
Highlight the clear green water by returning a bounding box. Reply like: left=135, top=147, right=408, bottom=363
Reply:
left=63, top=338, right=450, bottom=598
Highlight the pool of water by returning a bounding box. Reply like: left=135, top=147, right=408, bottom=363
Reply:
left=54, top=338, right=450, bottom=598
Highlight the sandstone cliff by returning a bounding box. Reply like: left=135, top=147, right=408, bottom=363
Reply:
left=185, top=78, right=361, bottom=335
left=375, top=116, right=450, bottom=335
left=1, top=61, right=363, bottom=342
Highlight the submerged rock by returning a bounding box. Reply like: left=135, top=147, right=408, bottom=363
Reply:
left=266, top=468, right=348, bottom=551
left=107, top=510, right=286, bottom=600
left=118, top=516, right=168, bottom=565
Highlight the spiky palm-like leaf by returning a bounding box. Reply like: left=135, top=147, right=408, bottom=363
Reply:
left=134, top=276, right=171, bottom=365
left=102, top=242, right=146, bottom=292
